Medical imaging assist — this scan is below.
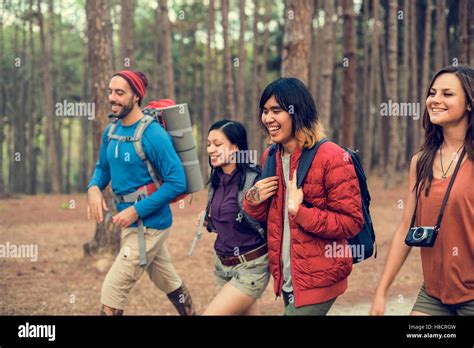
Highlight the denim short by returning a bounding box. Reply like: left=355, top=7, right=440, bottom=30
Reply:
left=412, top=285, right=474, bottom=316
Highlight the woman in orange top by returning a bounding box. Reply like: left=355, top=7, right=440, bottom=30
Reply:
left=371, top=65, right=474, bottom=316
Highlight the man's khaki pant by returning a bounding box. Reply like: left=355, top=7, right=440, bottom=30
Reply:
left=100, top=227, right=182, bottom=310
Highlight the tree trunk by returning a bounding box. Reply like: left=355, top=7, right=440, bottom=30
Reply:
left=371, top=0, right=382, bottom=169
left=78, top=34, right=90, bottom=192
left=341, top=0, right=356, bottom=149
left=260, top=0, right=271, bottom=93
left=385, top=0, right=399, bottom=187
left=16, top=8, right=27, bottom=193
left=84, top=0, right=121, bottom=257
left=419, top=0, right=432, bottom=150
left=201, top=0, right=215, bottom=181
left=398, top=0, right=410, bottom=170
left=109, top=4, right=116, bottom=72
left=222, top=0, right=235, bottom=117
left=120, top=0, right=135, bottom=68
left=359, top=0, right=370, bottom=168
left=309, top=0, right=320, bottom=103
left=319, top=0, right=336, bottom=133
left=281, top=0, right=314, bottom=84
left=434, top=0, right=448, bottom=70
left=469, top=0, right=474, bottom=66
left=158, top=0, right=175, bottom=99
left=65, top=117, right=73, bottom=194
left=49, top=0, right=64, bottom=192
left=212, top=1, right=221, bottom=119
left=151, top=3, right=161, bottom=98
left=249, top=0, right=261, bottom=158
left=234, top=0, right=246, bottom=123
left=38, top=1, right=61, bottom=193
left=407, top=0, right=419, bottom=160
left=458, top=0, right=468, bottom=64
left=0, top=0, right=5, bottom=194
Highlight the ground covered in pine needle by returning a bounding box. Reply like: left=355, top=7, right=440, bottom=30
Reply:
left=0, top=176, right=422, bottom=315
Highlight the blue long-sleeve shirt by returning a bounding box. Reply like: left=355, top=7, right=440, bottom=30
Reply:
left=87, top=117, right=187, bottom=230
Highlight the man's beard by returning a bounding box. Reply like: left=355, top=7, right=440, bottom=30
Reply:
left=110, top=97, right=135, bottom=119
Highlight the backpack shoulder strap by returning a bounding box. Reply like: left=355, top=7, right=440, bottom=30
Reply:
left=261, top=144, right=278, bottom=179
left=206, top=184, right=215, bottom=211
left=296, top=138, right=328, bottom=188
left=107, top=120, right=119, bottom=143
left=133, top=115, right=162, bottom=188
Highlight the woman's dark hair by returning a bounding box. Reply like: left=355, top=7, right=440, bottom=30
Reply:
left=258, top=77, right=325, bottom=148
left=207, top=119, right=260, bottom=190
left=415, top=65, right=474, bottom=196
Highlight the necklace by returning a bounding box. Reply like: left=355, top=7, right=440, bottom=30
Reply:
left=440, top=143, right=464, bottom=179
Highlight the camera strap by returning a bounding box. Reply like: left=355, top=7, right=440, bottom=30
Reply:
left=410, top=147, right=466, bottom=230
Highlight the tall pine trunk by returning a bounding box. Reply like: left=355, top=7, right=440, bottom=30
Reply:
left=222, top=0, right=235, bottom=117
left=319, top=0, right=335, bottom=133
left=83, top=0, right=121, bottom=257
left=341, top=0, right=356, bottom=148
left=281, top=0, right=314, bottom=84
left=385, top=0, right=399, bottom=187
left=249, top=0, right=262, bottom=158
left=39, top=1, right=61, bottom=193
left=158, top=0, right=175, bottom=99
left=120, top=0, right=135, bottom=68
left=235, top=0, right=246, bottom=123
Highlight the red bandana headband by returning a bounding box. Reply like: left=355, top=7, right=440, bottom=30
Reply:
left=113, top=70, right=147, bottom=99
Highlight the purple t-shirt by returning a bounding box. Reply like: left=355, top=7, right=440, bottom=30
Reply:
left=210, top=169, right=265, bottom=257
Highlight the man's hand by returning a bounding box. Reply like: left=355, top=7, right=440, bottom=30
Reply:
left=87, top=186, right=108, bottom=223
left=245, top=176, right=279, bottom=205
left=112, top=206, right=139, bottom=228
left=288, top=170, right=303, bottom=217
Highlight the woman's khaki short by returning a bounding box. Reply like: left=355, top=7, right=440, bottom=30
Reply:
left=412, top=285, right=474, bottom=316
left=214, top=253, right=270, bottom=299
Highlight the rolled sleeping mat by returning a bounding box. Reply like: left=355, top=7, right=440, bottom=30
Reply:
left=156, top=103, right=205, bottom=194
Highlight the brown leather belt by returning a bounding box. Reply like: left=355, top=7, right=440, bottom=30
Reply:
left=218, top=244, right=267, bottom=267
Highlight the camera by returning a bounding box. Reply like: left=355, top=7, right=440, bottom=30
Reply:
left=405, top=226, right=439, bottom=247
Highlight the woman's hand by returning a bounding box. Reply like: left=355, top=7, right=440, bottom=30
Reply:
left=195, top=211, right=208, bottom=228
left=245, top=176, right=279, bottom=205
left=369, top=290, right=387, bottom=315
left=288, top=170, right=304, bottom=217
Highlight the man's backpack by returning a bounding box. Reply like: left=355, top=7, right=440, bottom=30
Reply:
left=261, top=139, right=376, bottom=264
left=107, top=99, right=204, bottom=203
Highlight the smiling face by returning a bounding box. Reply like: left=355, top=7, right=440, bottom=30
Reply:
left=261, top=95, right=294, bottom=145
left=108, top=76, right=139, bottom=118
left=207, top=129, right=238, bottom=168
left=426, top=73, right=471, bottom=127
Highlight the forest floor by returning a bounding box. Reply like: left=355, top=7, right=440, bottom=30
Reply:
left=0, top=176, right=424, bottom=315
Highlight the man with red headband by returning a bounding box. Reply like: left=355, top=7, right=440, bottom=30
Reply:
left=87, top=70, right=196, bottom=316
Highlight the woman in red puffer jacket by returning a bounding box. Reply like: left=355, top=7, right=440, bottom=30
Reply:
left=243, top=77, right=364, bottom=315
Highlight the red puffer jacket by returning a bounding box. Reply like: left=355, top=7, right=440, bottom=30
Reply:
left=243, top=142, right=363, bottom=307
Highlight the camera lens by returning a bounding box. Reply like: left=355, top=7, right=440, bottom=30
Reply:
left=413, top=227, right=426, bottom=240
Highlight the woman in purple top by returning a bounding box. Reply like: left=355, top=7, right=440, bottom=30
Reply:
left=201, top=120, right=270, bottom=315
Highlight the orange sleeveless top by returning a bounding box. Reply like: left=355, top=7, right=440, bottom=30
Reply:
left=416, top=159, right=474, bottom=304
